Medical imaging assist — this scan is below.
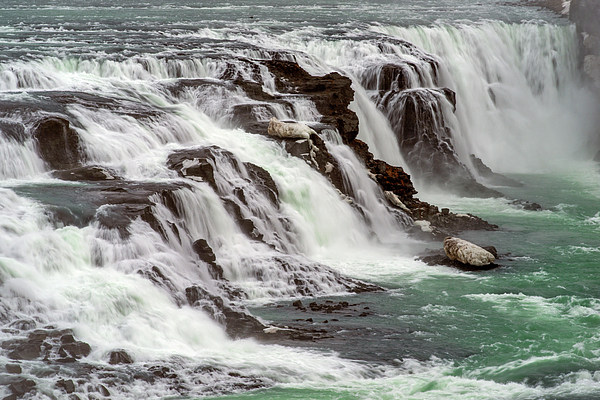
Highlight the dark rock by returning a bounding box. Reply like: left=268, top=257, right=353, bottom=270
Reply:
left=58, top=341, right=91, bottom=359
left=98, top=384, right=111, bottom=397
left=384, top=88, right=500, bottom=197
left=5, top=364, right=21, bottom=374
left=0, top=120, right=26, bottom=143
left=469, top=155, right=523, bottom=187
left=244, top=161, right=280, bottom=204
left=32, top=117, right=85, bottom=170
left=52, top=165, right=121, bottom=181
left=571, top=0, right=600, bottom=41
left=109, top=349, right=134, bottom=365
left=348, top=139, right=418, bottom=207
left=137, top=265, right=180, bottom=300
left=263, top=59, right=359, bottom=143
left=56, top=379, right=76, bottom=394
left=419, top=250, right=500, bottom=271
left=192, top=239, right=217, bottom=264
left=9, top=379, right=36, bottom=396
left=185, top=285, right=266, bottom=339
left=482, top=246, right=498, bottom=259
left=14, top=181, right=187, bottom=238
left=428, top=211, right=499, bottom=235
left=7, top=341, right=43, bottom=361
left=360, top=59, right=502, bottom=198
left=511, top=199, right=543, bottom=211
left=167, top=147, right=219, bottom=190
left=60, top=334, right=76, bottom=344
left=292, top=300, right=303, bottom=308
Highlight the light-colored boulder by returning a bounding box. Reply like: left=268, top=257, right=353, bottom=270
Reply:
left=384, top=191, right=411, bottom=213
left=267, top=117, right=316, bottom=139
left=443, top=236, right=495, bottom=266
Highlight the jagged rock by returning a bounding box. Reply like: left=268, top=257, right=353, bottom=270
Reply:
left=58, top=341, right=91, bottom=360
left=168, top=146, right=290, bottom=248
left=428, top=211, right=499, bottom=234
left=109, top=349, right=134, bottom=364
left=267, top=117, right=315, bottom=139
left=443, top=237, right=495, bottom=266
left=52, top=165, right=120, bottom=181
left=185, top=285, right=266, bottom=339
left=263, top=59, right=359, bottom=143
left=348, top=139, right=418, bottom=206
left=168, top=146, right=279, bottom=205
left=469, top=155, right=523, bottom=187
left=32, top=117, right=85, bottom=170
left=2, top=328, right=90, bottom=363
left=8, top=378, right=36, bottom=397
left=56, top=379, right=76, bottom=394
left=192, top=239, right=223, bottom=280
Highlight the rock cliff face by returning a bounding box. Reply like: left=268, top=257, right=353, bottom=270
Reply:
left=570, top=0, right=600, bottom=88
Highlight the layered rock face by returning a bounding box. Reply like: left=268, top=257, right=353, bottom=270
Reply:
left=361, top=60, right=502, bottom=198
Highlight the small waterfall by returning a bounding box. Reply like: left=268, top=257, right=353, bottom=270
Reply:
left=320, top=128, right=413, bottom=242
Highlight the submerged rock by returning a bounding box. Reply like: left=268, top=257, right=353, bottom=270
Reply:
left=443, top=237, right=496, bottom=266
left=52, top=165, right=121, bottom=181
left=14, top=181, right=188, bottom=238
left=469, top=155, right=523, bottom=187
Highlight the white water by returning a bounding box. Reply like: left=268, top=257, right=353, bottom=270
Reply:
left=0, top=15, right=599, bottom=400
left=377, top=22, right=599, bottom=173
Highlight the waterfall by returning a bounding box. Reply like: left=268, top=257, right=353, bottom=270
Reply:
left=375, top=22, right=599, bottom=173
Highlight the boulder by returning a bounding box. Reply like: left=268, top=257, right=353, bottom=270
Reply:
left=32, top=117, right=85, bottom=170
left=443, top=237, right=495, bottom=266
left=108, top=349, right=134, bottom=364
left=267, top=117, right=315, bottom=139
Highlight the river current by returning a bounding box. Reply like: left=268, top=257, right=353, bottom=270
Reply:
left=1, top=1, right=599, bottom=399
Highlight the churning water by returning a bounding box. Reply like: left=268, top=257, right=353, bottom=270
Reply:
left=0, top=0, right=599, bottom=399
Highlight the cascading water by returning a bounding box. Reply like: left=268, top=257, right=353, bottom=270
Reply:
left=1, top=1, right=600, bottom=399
left=375, top=22, right=600, bottom=173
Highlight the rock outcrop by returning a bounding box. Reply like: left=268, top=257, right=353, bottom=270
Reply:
left=263, top=59, right=359, bottom=143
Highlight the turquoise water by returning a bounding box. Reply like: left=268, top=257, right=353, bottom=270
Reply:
left=1, top=0, right=599, bottom=399
left=234, top=165, right=600, bottom=399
